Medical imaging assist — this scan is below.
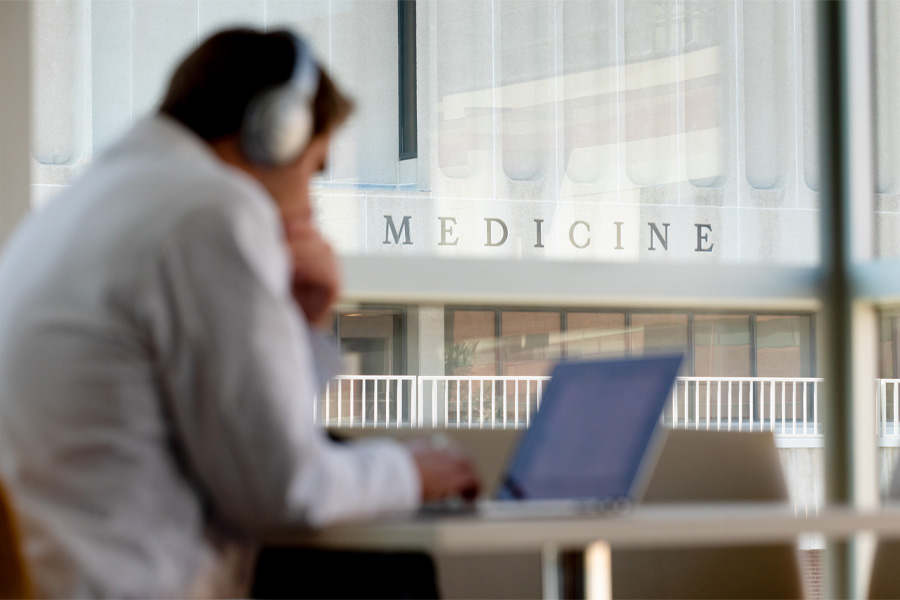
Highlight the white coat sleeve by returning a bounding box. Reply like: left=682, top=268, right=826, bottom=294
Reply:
left=139, top=195, right=420, bottom=534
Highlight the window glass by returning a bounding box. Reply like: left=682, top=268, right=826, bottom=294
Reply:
left=879, top=312, right=898, bottom=379
left=693, top=314, right=751, bottom=377
left=443, top=309, right=497, bottom=377
left=437, top=307, right=815, bottom=379
left=756, top=315, right=813, bottom=378
left=30, top=0, right=821, bottom=266
left=868, top=1, right=900, bottom=505
left=874, top=1, right=900, bottom=259
left=22, top=0, right=891, bottom=591
left=878, top=311, right=900, bottom=498
left=630, top=312, right=690, bottom=362
left=500, top=311, right=562, bottom=376
left=337, top=307, right=405, bottom=376
left=565, top=311, right=628, bottom=360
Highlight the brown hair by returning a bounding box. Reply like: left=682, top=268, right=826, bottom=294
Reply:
left=159, top=28, right=352, bottom=145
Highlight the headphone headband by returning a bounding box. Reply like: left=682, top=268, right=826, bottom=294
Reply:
left=289, top=34, right=320, bottom=100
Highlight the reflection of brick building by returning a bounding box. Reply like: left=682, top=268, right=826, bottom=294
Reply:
left=334, top=307, right=814, bottom=379
left=444, top=308, right=813, bottom=378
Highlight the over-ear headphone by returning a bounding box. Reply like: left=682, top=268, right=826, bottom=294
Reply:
left=240, top=33, right=320, bottom=167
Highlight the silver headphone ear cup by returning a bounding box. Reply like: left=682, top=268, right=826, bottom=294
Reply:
left=266, top=87, right=314, bottom=165
left=241, top=87, right=313, bottom=167
left=240, top=33, right=320, bottom=167
left=240, top=90, right=274, bottom=165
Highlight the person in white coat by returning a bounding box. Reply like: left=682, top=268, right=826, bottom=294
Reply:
left=0, top=29, right=478, bottom=598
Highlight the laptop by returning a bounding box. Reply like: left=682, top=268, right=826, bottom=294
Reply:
left=408, top=354, right=683, bottom=517
left=493, top=354, right=683, bottom=506
left=331, top=354, right=683, bottom=514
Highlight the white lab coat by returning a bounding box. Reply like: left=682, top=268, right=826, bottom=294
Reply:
left=0, top=116, right=420, bottom=598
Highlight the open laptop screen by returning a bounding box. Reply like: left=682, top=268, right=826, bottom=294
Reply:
left=500, top=355, right=683, bottom=501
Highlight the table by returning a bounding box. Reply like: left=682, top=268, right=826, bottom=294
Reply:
left=268, top=502, right=900, bottom=599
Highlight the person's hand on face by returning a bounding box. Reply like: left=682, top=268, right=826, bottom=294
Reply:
left=213, top=131, right=340, bottom=328
left=269, top=134, right=339, bottom=329
left=284, top=219, right=341, bottom=329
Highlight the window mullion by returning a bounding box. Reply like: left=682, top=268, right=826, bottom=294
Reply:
left=817, top=2, right=878, bottom=597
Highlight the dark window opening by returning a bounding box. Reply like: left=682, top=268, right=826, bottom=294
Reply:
left=398, top=0, right=417, bottom=160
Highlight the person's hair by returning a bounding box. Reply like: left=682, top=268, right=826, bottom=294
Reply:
left=159, top=28, right=352, bottom=145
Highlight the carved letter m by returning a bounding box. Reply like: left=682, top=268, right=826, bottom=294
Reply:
left=383, top=215, right=413, bottom=245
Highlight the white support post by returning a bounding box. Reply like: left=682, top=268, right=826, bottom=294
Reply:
left=585, top=542, right=612, bottom=600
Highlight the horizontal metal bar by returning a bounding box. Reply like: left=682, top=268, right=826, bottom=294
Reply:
left=679, top=377, right=822, bottom=383
left=341, top=257, right=822, bottom=310
left=419, top=376, right=550, bottom=382
left=331, top=375, right=417, bottom=381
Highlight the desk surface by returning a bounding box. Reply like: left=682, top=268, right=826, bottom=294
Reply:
left=269, top=502, right=900, bottom=554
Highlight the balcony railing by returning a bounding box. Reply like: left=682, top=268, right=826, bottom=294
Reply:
left=416, top=376, right=549, bottom=429
left=671, top=378, right=821, bottom=437
left=878, top=379, right=900, bottom=439
left=317, top=375, right=418, bottom=428
left=314, top=375, right=900, bottom=442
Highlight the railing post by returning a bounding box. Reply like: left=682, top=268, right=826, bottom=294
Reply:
left=515, top=380, right=520, bottom=428
left=672, top=383, right=678, bottom=427
left=374, top=380, right=379, bottom=427
left=416, top=377, right=423, bottom=427
left=444, top=380, right=449, bottom=427
left=705, top=382, right=710, bottom=431
left=503, top=380, right=508, bottom=429
left=362, top=379, right=367, bottom=427
left=399, top=379, right=403, bottom=427
left=468, top=380, right=473, bottom=427
left=526, top=380, right=532, bottom=427
left=325, top=383, right=331, bottom=425
left=480, top=379, right=485, bottom=429
left=893, top=381, right=900, bottom=436
left=432, top=380, right=438, bottom=428
left=727, top=381, right=733, bottom=432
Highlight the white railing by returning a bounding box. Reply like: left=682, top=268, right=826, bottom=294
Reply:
left=316, top=375, right=417, bottom=428
left=315, top=375, right=900, bottom=441
left=877, top=379, right=900, bottom=439
left=416, top=376, right=551, bottom=428
left=670, top=378, right=822, bottom=437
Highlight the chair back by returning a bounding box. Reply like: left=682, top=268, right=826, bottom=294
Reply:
left=612, top=430, right=805, bottom=599
left=868, top=455, right=900, bottom=599
left=0, top=480, right=32, bottom=599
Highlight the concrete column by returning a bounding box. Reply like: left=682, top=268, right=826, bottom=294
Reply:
left=414, top=304, right=445, bottom=376
left=328, top=0, right=399, bottom=184
left=32, top=0, right=88, bottom=168
left=409, top=304, right=444, bottom=425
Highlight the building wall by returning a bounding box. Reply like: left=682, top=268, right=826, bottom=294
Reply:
left=33, top=0, right=900, bottom=263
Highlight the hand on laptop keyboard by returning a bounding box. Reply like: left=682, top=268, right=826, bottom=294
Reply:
left=407, top=437, right=481, bottom=502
